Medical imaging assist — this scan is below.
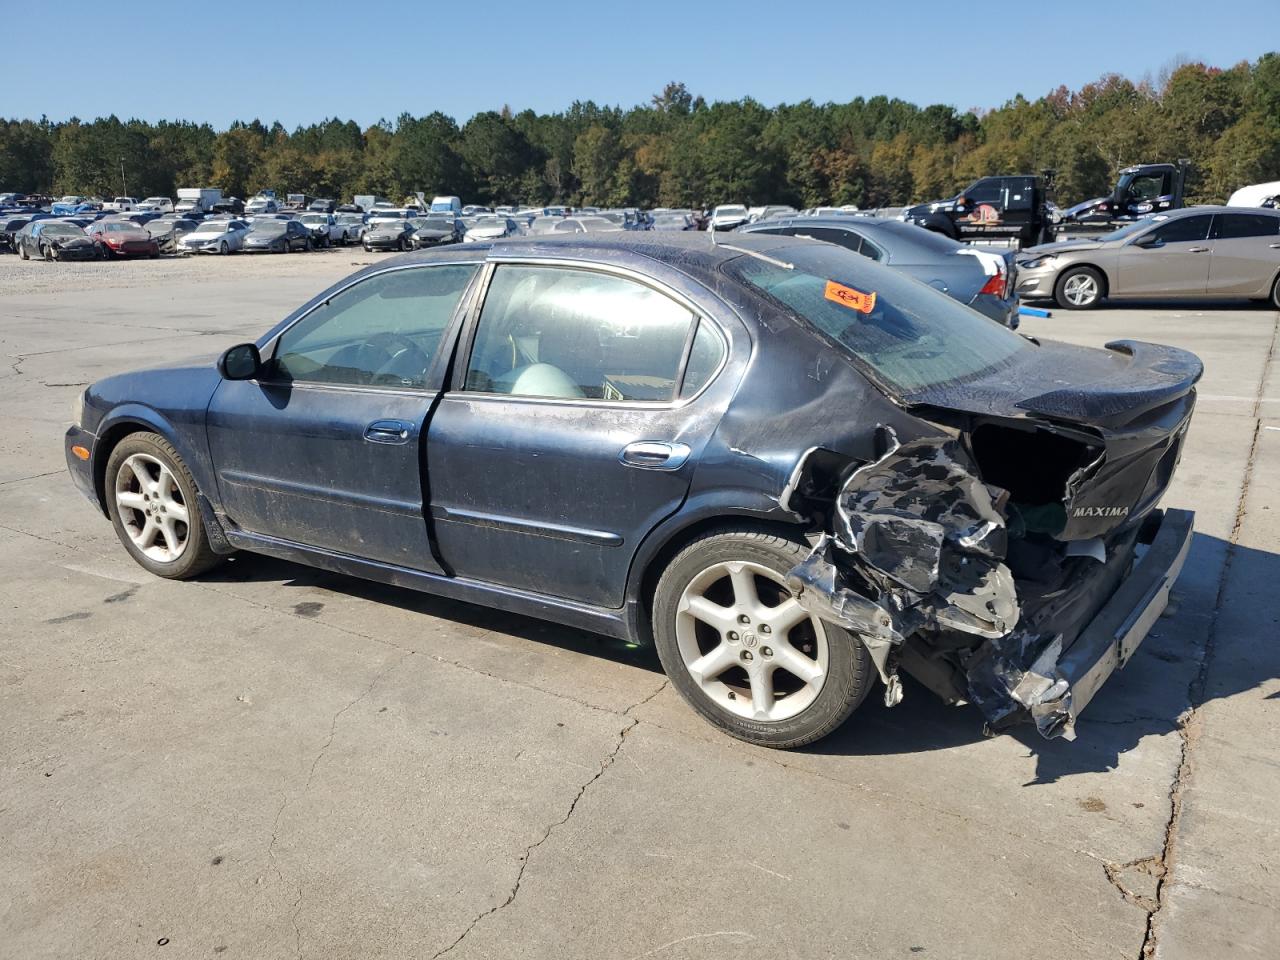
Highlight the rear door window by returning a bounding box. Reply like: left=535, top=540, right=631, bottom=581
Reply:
left=464, top=265, right=705, bottom=402
left=1213, top=213, right=1280, bottom=239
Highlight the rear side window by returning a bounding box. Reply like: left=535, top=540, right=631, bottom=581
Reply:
left=1147, top=215, right=1212, bottom=244
left=1214, top=214, right=1280, bottom=239
left=465, top=265, right=701, bottom=402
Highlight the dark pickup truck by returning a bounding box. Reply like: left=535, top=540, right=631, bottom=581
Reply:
left=902, top=175, right=1049, bottom=247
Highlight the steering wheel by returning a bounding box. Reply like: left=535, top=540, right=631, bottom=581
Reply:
left=365, top=331, right=432, bottom=385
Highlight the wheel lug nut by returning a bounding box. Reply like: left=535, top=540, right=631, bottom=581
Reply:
left=761, top=646, right=773, bottom=658
left=760, top=624, right=771, bottom=634
left=727, top=631, right=739, bottom=642
left=741, top=651, right=754, bottom=662
left=737, top=614, right=750, bottom=624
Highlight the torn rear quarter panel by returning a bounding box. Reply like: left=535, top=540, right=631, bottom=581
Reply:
left=785, top=359, right=1197, bottom=740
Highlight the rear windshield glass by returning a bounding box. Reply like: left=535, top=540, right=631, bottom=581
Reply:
left=725, top=244, right=1029, bottom=393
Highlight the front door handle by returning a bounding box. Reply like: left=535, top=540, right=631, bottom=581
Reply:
left=1187, top=246, right=1210, bottom=253
left=365, top=420, right=411, bottom=444
left=619, top=441, right=691, bottom=471
left=1269, top=242, right=1280, bottom=249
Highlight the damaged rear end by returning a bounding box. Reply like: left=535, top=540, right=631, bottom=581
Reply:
left=784, top=339, right=1199, bottom=740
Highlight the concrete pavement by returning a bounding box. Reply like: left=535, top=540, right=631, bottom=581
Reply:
left=0, top=255, right=1276, bottom=959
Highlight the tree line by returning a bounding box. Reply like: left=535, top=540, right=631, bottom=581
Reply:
left=2, top=57, right=1278, bottom=211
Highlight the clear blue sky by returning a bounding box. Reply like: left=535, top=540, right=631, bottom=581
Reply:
left=7, top=0, right=1278, bottom=127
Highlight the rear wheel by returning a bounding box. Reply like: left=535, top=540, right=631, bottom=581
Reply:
left=652, top=528, right=874, bottom=749
left=1055, top=265, right=1104, bottom=309
left=1270, top=273, right=1280, bottom=310
left=105, top=432, right=223, bottom=580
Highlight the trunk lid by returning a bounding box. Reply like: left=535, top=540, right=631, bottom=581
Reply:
left=905, top=339, right=1201, bottom=542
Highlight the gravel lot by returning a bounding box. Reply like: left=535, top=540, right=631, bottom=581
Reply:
left=1, top=252, right=1277, bottom=959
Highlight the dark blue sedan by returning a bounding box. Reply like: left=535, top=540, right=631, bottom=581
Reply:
left=65, top=233, right=1198, bottom=747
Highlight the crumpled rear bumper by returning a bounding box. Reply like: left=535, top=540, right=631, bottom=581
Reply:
left=1010, top=506, right=1193, bottom=737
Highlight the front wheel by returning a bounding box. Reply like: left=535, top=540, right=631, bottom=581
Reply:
left=652, top=528, right=874, bottom=749
left=1269, top=273, right=1280, bottom=310
left=105, top=432, right=224, bottom=580
left=1055, top=265, right=1104, bottom=309
left=17, top=242, right=28, bottom=260
left=219, top=240, right=229, bottom=255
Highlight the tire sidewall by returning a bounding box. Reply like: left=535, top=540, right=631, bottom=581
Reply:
left=652, top=529, right=873, bottom=749
left=104, top=432, right=213, bottom=580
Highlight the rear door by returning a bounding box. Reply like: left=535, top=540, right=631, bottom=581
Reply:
left=425, top=259, right=732, bottom=607
left=1114, top=214, right=1214, bottom=296
left=1207, top=212, right=1280, bottom=296
left=206, top=262, right=479, bottom=570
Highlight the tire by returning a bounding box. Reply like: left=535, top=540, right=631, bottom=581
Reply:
left=17, top=242, right=28, bottom=260
left=104, top=432, right=223, bottom=580
left=305, top=237, right=314, bottom=251
left=42, top=243, right=55, bottom=261
left=1054, top=265, right=1104, bottom=310
left=364, top=244, right=372, bottom=253
left=399, top=236, right=410, bottom=251
left=1269, top=273, right=1280, bottom=310
left=651, top=527, right=874, bottom=749
left=219, top=241, right=228, bottom=255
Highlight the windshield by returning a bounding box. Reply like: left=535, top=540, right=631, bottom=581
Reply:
left=1093, top=216, right=1162, bottom=242
left=300, top=215, right=325, bottom=224
left=193, top=223, right=226, bottom=234
left=716, top=206, right=747, bottom=216
left=725, top=244, right=1029, bottom=394
left=42, top=223, right=81, bottom=237
left=251, top=221, right=288, bottom=235
left=100, top=222, right=141, bottom=233
left=422, top=217, right=452, bottom=229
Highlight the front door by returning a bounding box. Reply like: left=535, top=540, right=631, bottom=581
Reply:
left=1114, top=213, right=1215, bottom=297
left=207, top=262, right=479, bottom=570
left=426, top=261, right=731, bottom=607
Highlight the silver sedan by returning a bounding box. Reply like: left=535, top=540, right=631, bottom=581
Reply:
left=1017, top=207, right=1280, bottom=309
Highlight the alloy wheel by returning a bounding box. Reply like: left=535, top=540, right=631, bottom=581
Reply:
left=1062, top=273, right=1099, bottom=307
left=675, top=560, right=828, bottom=722
left=114, top=453, right=190, bottom=563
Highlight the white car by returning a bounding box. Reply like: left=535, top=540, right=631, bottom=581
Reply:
left=366, top=207, right=409, bottom=225
left=710, top=204, right=749, bottom=231
left=179, top=219, right=250, bottom=254
left=1226, top=181, right=1280, bottom=209
left=138, top=197, right=174, bottom=214
left=103, top=196, right=139, bottom=212
left=246, top=197, right=279, bottom=215
left=298, top=213, right=345, bottom=247
left=333, top=212, right=365, bottom=244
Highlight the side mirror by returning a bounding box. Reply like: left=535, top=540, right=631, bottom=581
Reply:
left=217, top=343, right=262, bottom=380
left=1134, top=235, right=1162, bottom=249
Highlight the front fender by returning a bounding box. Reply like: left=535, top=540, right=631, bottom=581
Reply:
left=91, top=403, right=220, bottom=514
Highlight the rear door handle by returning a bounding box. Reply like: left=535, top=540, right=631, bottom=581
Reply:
left=364, top=420, right=411, bottom=444
left=1187, top=246, right=1210, bottom=253
left=1269, top=242, right=1280, bottom=248
left=619, top=441, right=691, bottom=471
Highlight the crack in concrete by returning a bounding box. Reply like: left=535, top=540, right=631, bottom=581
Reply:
left=0, top=471, right=61, bottom=486
left=1137, top=308, right=1277, bottom=958
left=427, top=684, right=664, bottom=960
left=265, top=649, right=413, bottom=960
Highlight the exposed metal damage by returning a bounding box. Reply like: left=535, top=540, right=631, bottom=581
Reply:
left=784, top=414, right=1195, bottom=740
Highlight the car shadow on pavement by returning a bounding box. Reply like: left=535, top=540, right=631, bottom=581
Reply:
left=202, top=533, right=1279, bottom=784
left=1024, top=296, right=1270, bottom=314
left=200, top=552, right=664, bottom=674
left=806, top=534, right=1280, bottom=785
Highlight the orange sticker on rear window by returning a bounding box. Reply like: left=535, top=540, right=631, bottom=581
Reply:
left=824, top=280, right=877, bottom=314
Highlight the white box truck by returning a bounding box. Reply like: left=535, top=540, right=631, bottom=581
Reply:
left=175, top=187, right=222, bottom=217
